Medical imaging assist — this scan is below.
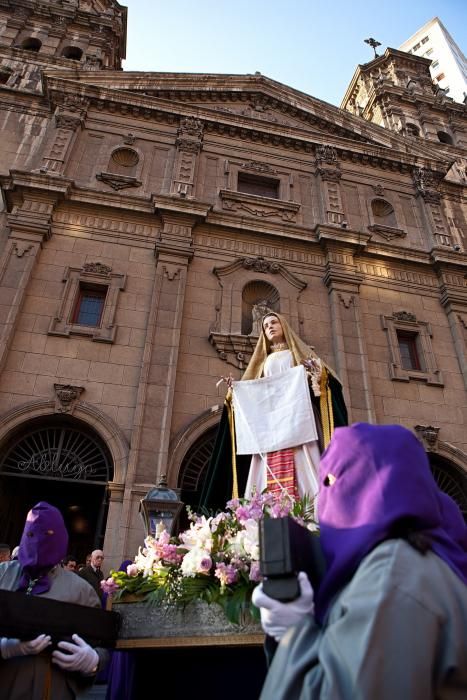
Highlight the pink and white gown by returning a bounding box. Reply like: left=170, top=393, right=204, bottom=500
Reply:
left=243, top=349, right=320, bottom=501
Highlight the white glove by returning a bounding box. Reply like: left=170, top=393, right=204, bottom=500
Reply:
left=52, top=634, right=99, bottom=675
left=252, top=571, right=314, bottom=641
left=0, top=634, right=51, bottom=659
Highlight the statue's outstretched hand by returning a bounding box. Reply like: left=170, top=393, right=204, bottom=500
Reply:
left=216, top=373, right=234, bottom=389
left=302, top=358, right=322, bottom=397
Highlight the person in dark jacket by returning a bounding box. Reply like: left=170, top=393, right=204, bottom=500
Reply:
left=78, top=549, right=105, bottom=600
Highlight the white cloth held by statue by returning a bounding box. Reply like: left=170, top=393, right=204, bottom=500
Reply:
left=233, top=365, right=317, bottom=455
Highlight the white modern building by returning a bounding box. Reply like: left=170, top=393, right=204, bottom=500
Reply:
left=399, top=17, right=467, bottom=104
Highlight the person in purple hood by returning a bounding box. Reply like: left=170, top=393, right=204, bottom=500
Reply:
left=0, top=502, right=109, bottom=699
left=253, top=423, right=467, bottom=699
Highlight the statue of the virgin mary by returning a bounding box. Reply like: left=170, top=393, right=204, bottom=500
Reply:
left=199, top=312, right=347, bottom=511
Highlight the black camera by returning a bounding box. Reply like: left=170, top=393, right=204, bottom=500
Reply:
left=259, top=516, right=326, bottom=602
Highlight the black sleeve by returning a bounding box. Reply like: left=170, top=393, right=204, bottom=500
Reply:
left=197, top=405, right=251, bottom=512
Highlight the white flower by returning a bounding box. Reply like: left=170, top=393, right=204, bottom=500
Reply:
left=180, top=548, right=212, bottom=577
left=230, top=519, right=259, bottom=560
left=179, top=516, right=213, bottom=552
left=240, top=519, right=260, bottom=560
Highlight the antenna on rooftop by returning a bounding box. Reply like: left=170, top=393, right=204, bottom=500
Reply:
left=364, top=37, right=382, bottom=59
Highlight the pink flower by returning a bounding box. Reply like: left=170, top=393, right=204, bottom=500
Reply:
left=126, top=564, right=139, bottom=577
left=101, top=577, right=120, bottom=595
left=160, top=543, right=182, bottom=564
left=271, top=500, right=293, bottom=518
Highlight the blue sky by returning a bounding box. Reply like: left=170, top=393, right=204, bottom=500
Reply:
left=121, top=0, right=466, bottom=106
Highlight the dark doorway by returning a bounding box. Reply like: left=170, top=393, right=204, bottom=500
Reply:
left=0, top=415, right=113, bottom=566
left=0, top=474, right=107, bottom=567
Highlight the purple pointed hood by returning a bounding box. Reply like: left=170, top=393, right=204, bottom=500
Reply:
left=17, top=502, right=68, bottom=595
left=315, top=423, right=467, bottom=623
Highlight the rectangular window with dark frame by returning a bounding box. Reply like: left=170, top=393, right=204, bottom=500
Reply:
left=237, top=172, right=279, bottom=199
left=72, top=284, right=107, bottom=327
left=397, top=331, right=422, bottom=371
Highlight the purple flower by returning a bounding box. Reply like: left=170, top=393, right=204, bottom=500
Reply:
left=215, top=562, right=239, bottom=586
left=235, top=506, right=251, bottom=523
left=249, top=561, right=261, bottom=582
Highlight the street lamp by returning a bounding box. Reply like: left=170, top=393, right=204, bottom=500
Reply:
left=139, top=475, right=184, bottom=537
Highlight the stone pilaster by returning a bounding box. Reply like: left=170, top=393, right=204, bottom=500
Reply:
left=0, top=172, right=71, bottom=372
left=127, top=196, right=211, bottom=489
left=413, top=168, right=452, bottom=248
left=42, top=94, right=89, bottom=174
left=170, top=117, right=204, bottom=197
left=314, top=145, right=346, bottom=225
left=317, top=225, right=374, bottom=423
left=434, top=253, right=467, bottom=390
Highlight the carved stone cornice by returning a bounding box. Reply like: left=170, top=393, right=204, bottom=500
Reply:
left=43, top=74, right=453, bottom=174
left=0, top=170, right=73, bottom=197
left=219, top=189, right=300, bottom=223
left=0, top=170, right=72, bottom=241
left=153, top=194, right=212, bottom=220
left=434, top=258, right=467, bottom=311
left=153, top=195, right=211, bottom=261
left=317, top=225, right=369, bottom=292
left=316, top=225, right=371, bottom=251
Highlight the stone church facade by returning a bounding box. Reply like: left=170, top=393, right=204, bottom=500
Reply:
left=0, top=0, right=465, bottom=568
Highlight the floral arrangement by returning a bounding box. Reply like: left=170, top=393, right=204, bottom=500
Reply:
left=103, top=492, right=317, bottom=624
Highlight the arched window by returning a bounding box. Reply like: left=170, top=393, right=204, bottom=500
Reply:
left=371, top=198, right=397, bottom=228
left=406, top=123, right=420, bottom=137
left=437, top=131, right=453, bottom=145
left=0, top=419, right=113, bottom=484
left=429, top=454, right=467, bottom=522
left=108, top=147, right=139, bottom=177
left=177, top=427, right=217, bottom=527
left=61, top=46, right=83, bottom=61
left=241, top=280, right=280, bottom=335
left=21, top=38, right=42, bottom=52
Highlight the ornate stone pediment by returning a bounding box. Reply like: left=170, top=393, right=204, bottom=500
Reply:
left=213, top=256, right=307, bottom=291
